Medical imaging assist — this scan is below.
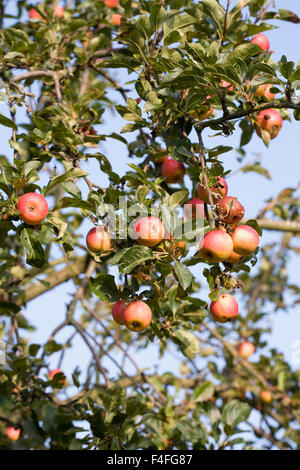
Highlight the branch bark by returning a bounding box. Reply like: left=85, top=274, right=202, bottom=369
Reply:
left=18, top=255, right=90, bottom=305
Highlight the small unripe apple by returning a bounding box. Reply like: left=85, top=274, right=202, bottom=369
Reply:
left=163, top=230, right=186, bottom=252
left=251, top=34, right=270, bottom=51
left=123, top=301, right=152, bottom=332
left=184, top=198, right=206, bottom=220
left=86, top=227, right=111, bottom=253
left=210, top=293, right=239, bottom=323
left=220, top=80, right=234, bottom=92
left=134, top=216, right=165, bottom=247
left=190, top=96, right=214, bottom=121
left=225, top=250, right=243, bottom=265
left=112, top=300, right=126, bottom=325
left=197, top=177, right=228, bottom=203
left=54, top=5, right=64, bottom=18
left=17, top=192, right=48, bottom=225
left=5, top=427, right=21, bottom=441
left=216, top=197, right=245, bottom=225
left=112, top=13, right=122, bottom=26
left=231, top=225, right=259, bottom=256
left=104, top=0, right=119, bottom=7
left=237, top=341, right=255, bottom=359
left=161, top=158, right=185, bottom=184
left=199, top=230, right=233, bottom=263
left=256, top=109, right=283, bottom=140
left=260, top=389, right=273, bottom=404
left=29, top=8, right=43, bottom=20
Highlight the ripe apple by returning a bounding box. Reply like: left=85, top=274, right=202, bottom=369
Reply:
left=199, top=230, right=233, bottom=263
left=184, top=198, right=206, bottom=220
left=190, top=96, right=214, bottom=121
left=197, top=176, right=228, bottom=203
left=133, top=216, right=165, bottom=247
left=54, top=5, right=64, bottom=18
left=251, top=34, right=270, bottom=51
left=17, top=192, right=48, bottom=225
left=220, top=80, right=234, bottom=92
left=29, top=8, right=43, bottom=20
left=86, top=227, right=111, bottom=252
left=255, top=84, right=276, bottom=100
left=123, top=301, right=152, bottom=332
left=231, top=225, right=259, bottom=256
left=237, top=341, right=255, bottom=359
left=210, top=293, right=239, bottom=323
left=104, top=0, right=119, bottom=7
left=5, top=427, right=21, bottom=441
left=260, top=389, right=273, bottom=404
left=49, top=368, right=66, bottom=384
left=161, top=158, right=185, bottom=184
left=255, top=109, right=283, bottom=139
left=216, top=197, right=245, bottom=225
left=112, top=300, right=126, bottom=325
left=225, top=250, right=243, bottom=265
left=112, top=13, right=122, bottom=26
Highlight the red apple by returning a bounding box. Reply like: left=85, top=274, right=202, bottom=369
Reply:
left=133, top=216, right=165, bottom=247
left=237, top=341, right=255, bottom=359
left=123, top=301, right=152, bottom=332
left=29, top=8, right=43, bottom=20
left=86, top=227, right=111, bottom=252
left=184, top=198, right=206, bottom=220
left=5, top=427, right=21, bottom=441
left=220, top=80, right=234, bottom=92
left=112, top=300, right=126, bottom=325
left=54, top=5, right=64, bottom=18
left=17, top=192, right=48, bottom=225
left=199, top=230, right=233, bottom=263
left=225, top=250, right=243, bottom=265
left=251, top=34, right=270, bottom=51
left=197, top=177, right=228, bottom=204
left=231, top=225, right=259, bottom=256
left=161, top=158, right=185, bottom=184
left=49, top=369, right=66, bottom=385
left=255, top=84, right=276, bottom=100
left=210, top=293, right=239, bottom=323
left=112, top=13, right=122, bottom=26
left=260, top=389, right=273, bottom=404
left=104, top=0, right=119, bottom=7
left=216, top=197, right=245, bottom=225
left=256, top=109, right=283, bottom=140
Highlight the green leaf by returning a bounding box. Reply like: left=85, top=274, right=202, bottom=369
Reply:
left=169, top=190, right=188, bottom=209
left=89, top=274, right=119, bottom=302
left=241, top=163, right=271, bottom=179
left=222, top=399, right=251, bottom=429
left=43, top=168, right=88, bottom=195
left=174, top=261, right=192, bottom=290
left=20, top=227, right=46, bottom=268
left=0, top=113, right=17, bottom=130
left=172, top=330, right=201, bottom=359
left=118, top=246, right=155, bottom=274
left=194, top=381, right=215, bottom=402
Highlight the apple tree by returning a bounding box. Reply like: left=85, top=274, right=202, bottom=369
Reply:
left=0, top=0, right=299, bottom=450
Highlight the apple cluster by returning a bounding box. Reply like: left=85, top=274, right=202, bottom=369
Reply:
left=112, top=300, right=152, bottom=332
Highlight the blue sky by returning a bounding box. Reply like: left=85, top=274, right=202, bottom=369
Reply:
left=1, top=1, right=300, bottom=395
